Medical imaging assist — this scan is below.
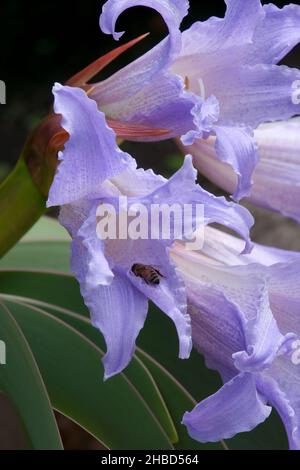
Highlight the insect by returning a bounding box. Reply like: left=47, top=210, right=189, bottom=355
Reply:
left=131, top=264, right=164, bottom=286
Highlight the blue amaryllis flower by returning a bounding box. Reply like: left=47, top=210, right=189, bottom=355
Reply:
left=171, top=227, right=300, bottom=449
left=180, top=118, right=300, bottom=224
left=89, top=0, right=300, bottom=202
left=46, top=83, right=253, bottom=379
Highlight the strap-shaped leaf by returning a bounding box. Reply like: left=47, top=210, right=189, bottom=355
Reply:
left=0, top=301, right=63, bottom=449
left=0, top=242, right=70, bottom=273
left=3, top=298, right=174, bottom=450
left=137, top=351, right=224, bottom=450
left=0, top=230, right=289, bottom=450
left=12, top=296, right=223, bottom=450
left=21, top=216, right=70, bottom=242
left=0, top=271, right=89, bottom=315
left=9, top=297, right=178, bottom=444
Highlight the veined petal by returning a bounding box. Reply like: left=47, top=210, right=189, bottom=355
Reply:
left=100, top=0, right=189, bottom=62
left=61, top=202, right=148, bottom=379
left=173, top=247, right=289, bottom=373
left=60, top=202, right=114, bottom=289
left=92, top=1, right=200, bottom=140
left=179, top=0, right=263, bottom=55
left=209, top=64, right=300, bottom=128
left=214, top=126, right=258, bottom=200
left=92, top=72, right=200, bottom=141
left=195, top=226, right=300, bottom=268
left=248, top=3, right=300, bottom=65
left=249, top=120, right=300, bottom=223
left=174, top=61, right=300, bottom=130
left=188, top=283, right=247, bottom=381
left=184, top=119, right=300, bottom=221
left=96, top=230, right=192, bottom=359
left=88, top=271, right=148, bottom=379
left=179, top=3, right=300, bottom=67
left=173, top=225, right=300, bottom=448
left=183, top=372, right=271, bottom=443
left=138, top=155, right=254, bottom=252
left=98, top=0, right=188, bottom=101
left=268, top=260, right=300, bottom=337
left=258, top=355, right=300, bottom=450
left=128, top=246, right=192, bottom=359
left=47, top=84, right=134, bottom=207
left=171, top=0, right=263, bottom=86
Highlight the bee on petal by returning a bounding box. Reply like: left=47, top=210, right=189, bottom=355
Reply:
left=131, top=264, right=164, bottom=286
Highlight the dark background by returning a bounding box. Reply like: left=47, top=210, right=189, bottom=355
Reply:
left=0, top=0, right=300, bottom=450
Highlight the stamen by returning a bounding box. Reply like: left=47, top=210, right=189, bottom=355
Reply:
left=184, top=76, right=190, bottom=90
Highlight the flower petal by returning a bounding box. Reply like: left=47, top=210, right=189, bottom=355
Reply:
left=47, top=84, right=134, bottom=207
left=92, top=272, right=148, bottom=379
left=139, top=155, right=254, bottom=252
left=92, top=0, right=200, bottom=140
left=183, top=372, right=271, bottom=443
left=249, top=120, right=300, bottom=223
left=92, top=72, right=199, bottom=141
left=173, top=248, right=289, bottom=373
left=209, top=64, right=300, bottom=128
left=196, top=226, right=300, bottom=268
left=100, top=0, right=189, bottom=61
left=181, top=95, right=220, bottom=146
left=179, top=0, right=263, bottom=55
left=268, top=260, right=300, bottom=337
left=214, top=126, right=258, bottom=200
left=128, top=246, right=192, bottom=359
left=184, top=119, right=300, bottom=221
left=83, top=270, right=148, bottom=379
left=248, top=3, right=300, bottom=65
left=96, top=233, right=192, bottom=360
left=258, top=354, right=300, bottom=450
left=62, top=203, right=148, bottom=379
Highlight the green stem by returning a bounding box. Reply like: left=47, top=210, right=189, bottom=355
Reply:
left=0, top=158, right=46, bottom=258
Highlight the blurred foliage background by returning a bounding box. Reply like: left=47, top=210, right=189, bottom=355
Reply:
left=0, top=0, right=300, bottom=450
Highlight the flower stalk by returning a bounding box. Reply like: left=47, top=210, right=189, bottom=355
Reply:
left=0, top=114, right=67, bottom=258
left=0, top=157, right=46, bottom=258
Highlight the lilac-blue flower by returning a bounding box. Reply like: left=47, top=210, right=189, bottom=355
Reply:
left=171, top=0, right=300, bottom=200
left=92, top=0, right=300, bottom=201
left=47, top=83, right=254, bottom=379
left=180, top=118, right=300, bottom=224
left=171, top=228, right=300, bottom=449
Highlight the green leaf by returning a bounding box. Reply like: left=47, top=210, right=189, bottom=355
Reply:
left=16, top=296, right=222, bottom=450
left=0, top=301, right=63, bottom=449
left=21, top=216, right=70, bottom=243
left=0, top=158, right=46, bottom=258
left=3, top=299, right=174, bottom=450
left=137, top=351, right=224, bottom=450
left=0, top=242, right=70, bottom=273
left=29, top=301, right=178, bottom=445
left=0, top=271, right=89, bottom=315
left=0, top=217, right=70, bottom=272
left=0, top=234, right=289, bottom=449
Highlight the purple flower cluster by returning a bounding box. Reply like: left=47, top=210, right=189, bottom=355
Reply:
left=47, top=0, right=300, bottom=449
